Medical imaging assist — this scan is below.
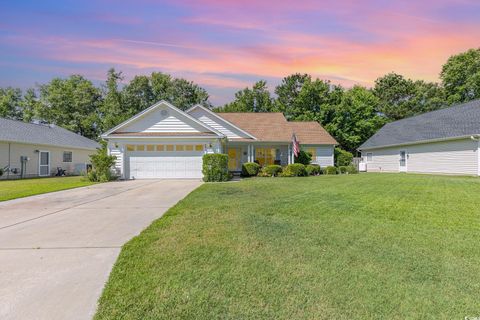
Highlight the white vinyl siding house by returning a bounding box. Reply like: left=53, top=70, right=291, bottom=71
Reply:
left=102, top=101, right=338, bottom=179
left=359, top=99, right=480, bottom=176
left=303, top=145, right=335, bottom=167
left=363, top=138, right=479, bottom=175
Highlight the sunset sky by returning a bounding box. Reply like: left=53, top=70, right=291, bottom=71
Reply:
left=1, top=0, right=479, bottom=105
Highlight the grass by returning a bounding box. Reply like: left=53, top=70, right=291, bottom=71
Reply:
left=95, top=174, right=480, bottom=320
left=0, top=176, right=96, bottom=201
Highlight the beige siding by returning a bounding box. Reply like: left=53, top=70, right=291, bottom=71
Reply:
left=121, top=107, right=205, bottom=133
left=0, top=142, right=94, bottom=179
left=189, top=108, right=247, bottom=139
left=363, top=138, right=479, bottom=175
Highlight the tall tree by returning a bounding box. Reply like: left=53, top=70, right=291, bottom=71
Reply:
left=274, top=74, right=342, bottom=123
left=326, top=86, right=386, bottom=152
left=122, top=72, right=211, bottom=115
left=441, top=48, right=480, bottom=104
left=216, top=80, right=273, bottom=112
left=39, top=75, right=101, bottom=139
left=0, top=87, right=23, bottom=119
left=21, top=88, right=42, bottom=122
left=100, top=68, right=126, bottom=132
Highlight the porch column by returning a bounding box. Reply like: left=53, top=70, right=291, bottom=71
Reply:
left=287, top=144, right=291, bottom=164
left=247, top=144, right=252, bottom=162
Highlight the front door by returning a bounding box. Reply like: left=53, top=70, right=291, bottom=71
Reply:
left=228, top=148, right=241, bottom=171
left=39, top=151, right=50, bottom=176
left=399, top=150, right=407, bottom=172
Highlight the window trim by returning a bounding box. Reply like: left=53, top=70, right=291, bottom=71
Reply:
left=62, top=151, right=73, bottom=163
left=366, top=152, right=373, bottom=162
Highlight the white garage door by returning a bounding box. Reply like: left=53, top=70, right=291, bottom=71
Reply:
left=127, top=144, right=204, bottom=179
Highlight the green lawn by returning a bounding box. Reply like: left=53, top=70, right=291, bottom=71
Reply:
left=0, top=176, right=95, bottom=201
left=95, top=174, right=480, bottom=320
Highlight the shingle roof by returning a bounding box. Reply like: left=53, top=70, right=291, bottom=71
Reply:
left=359, top=99, right=480, bottom=150
left=216, top=112, right=337, bottom=144
left=289, top=122, right=337, bottom=144
left=217, top=113, right=291, bottom=142
left=0, top=118, right=100, bottom=150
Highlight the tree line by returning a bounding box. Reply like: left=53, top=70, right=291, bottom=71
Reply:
left=1, top=48, right=479, bottom=152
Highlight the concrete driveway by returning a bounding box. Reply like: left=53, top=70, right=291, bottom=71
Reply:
left=0, top=179, right=202, bottom=320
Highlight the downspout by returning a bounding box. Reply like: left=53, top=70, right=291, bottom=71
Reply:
left=471, top=135, right=480, bottom=176
left=7, top=142, right=11, bottom=179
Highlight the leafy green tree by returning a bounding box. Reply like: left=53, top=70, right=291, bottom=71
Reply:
left=327, top=86, right=386, bottom=152
left=441, top=48, right=480, bottom=104
left=21, top=88, right=42, bottom=122
left=274, top=74, right=342, bottom=123
left=38, top=75, right=101, bottom=139
left=373, top=73, right=446, bottom=120
left=122, top=72, right=210, bottom=115
left=0, top=87, right=23, bottom=119
left=99, top=68, right=127, bottom=132
left=373, top=73, right=416, bottom=120
left=216, top=80, right=273, bottom=112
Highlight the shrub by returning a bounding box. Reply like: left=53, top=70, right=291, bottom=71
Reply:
left=335, top=148, right=353, bottom=167
left=346, top=165, right=358, bottom=174
left=281, top=163, right=307, bottom=177
left=202, top=154, right=229, bottom=182
left=325, top=166, right=337, bottom=175
left=294, top=150, right=312, bottom=165
left=0, top=167, right=3, bottom=177
left=241, top=162, right=260, bottom=177
left=88, top=147, right=117, bottom=182
left=338, top=166, right=348, bottom=174
left=259, top=165, right=282, bottom=177
left=306, top=164, right=321, bottom=176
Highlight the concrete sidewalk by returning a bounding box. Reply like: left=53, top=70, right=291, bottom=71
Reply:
left=0, top=179, right=202, bottom=320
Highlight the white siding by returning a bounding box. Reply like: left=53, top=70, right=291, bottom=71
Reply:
left=189, top=108, right=249, bottom=139
left=120, top=107, right=206, bottom=133
left=363, top=138, right=479, bottom=175
left=108, top=143, right=124, bottom=177
left=305, top=145, right=334, bottom=167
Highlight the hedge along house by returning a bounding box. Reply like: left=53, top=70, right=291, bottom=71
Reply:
left=0, top=117, right=99, bottom=179
left=101, top=100, right=337, bottom=179
left=358, top=99, right=480, bottom=176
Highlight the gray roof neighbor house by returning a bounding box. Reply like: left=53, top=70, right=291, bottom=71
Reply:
left=359, top=99, right=480, bottom=150
left=0, top=117, right=100, bottom=150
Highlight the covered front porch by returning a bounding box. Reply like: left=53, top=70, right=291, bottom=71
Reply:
left=225, top=142, right=294, bottom=172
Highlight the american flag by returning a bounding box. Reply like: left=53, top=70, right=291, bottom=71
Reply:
left=292, top=133, right=300, bottom=157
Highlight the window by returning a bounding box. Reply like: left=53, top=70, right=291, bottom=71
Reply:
left=195, top=144, right=204, bottom=151
left=156, top=145, right=164, bottom=151
left=146, top=145, right=155, bottom=151
left=305, top=147, right=317, bottom=160
left=185, top=145, right=193, bottom=151
left=136, top=145, right=145, bottom=151
left=63, top=151, right=72, bottom=163
left=176, top=145, right=185, bottom=151
left=126, top=145, right=135, bottom=151
left=255, top=148, right=276, bottom=166
left=166, top=145, right=174, bottom=151
left=366, top=153, right=373, bottom=162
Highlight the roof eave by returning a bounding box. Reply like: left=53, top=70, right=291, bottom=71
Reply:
left=358, top=134, right=479, bottom=151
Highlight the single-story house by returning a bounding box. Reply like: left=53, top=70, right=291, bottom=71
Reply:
left=359, top=99, right=480, bottom=176
left=0, top=117, right=100, bottom=179
left=101, top=100, right=337, bottom=179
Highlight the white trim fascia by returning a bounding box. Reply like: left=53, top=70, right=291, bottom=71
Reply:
left=101, top=100, right=225, bottom=138
left=186, top=104, right=258, bottom=140
left=359, top=134, right=480, bottom=151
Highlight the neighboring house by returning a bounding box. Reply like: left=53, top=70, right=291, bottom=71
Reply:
left=0, top=118, right=100, bottom=179
left=359, top=99, right=480, bottom=176
left=101, top=100, right=337, bottom=179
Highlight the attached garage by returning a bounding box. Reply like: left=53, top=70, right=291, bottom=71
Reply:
left=127, top=144, right=205, bottom=179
